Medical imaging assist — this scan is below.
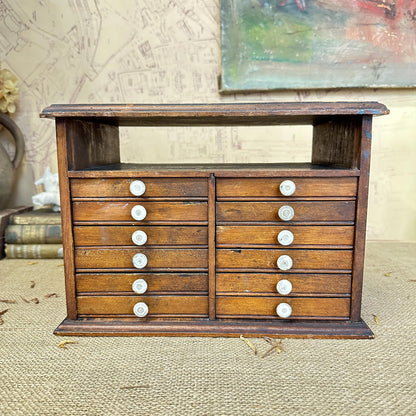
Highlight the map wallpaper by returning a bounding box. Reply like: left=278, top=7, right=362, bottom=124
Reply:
left=0, top=0, right=415, bottom=240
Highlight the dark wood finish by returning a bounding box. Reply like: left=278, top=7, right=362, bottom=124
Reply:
left=54, top=318, right=374, bottom=339
left=72, top=201, right=207, bottom=222
left=62, top=119, right=120, bottom=171
left=312, top=117, right=362, bottom=168
left=40, top=102, right=389, bottom=126
left=55, top=120, right=77, bottom=319
left=216, top=297, right=350, bottom=319
left=216, top=249, right=352, bottom=271
left=208, top=174, right=216, bottom=320
left=71, top=177, right=208, bottom=198
left=216, top=273, right=351, bottom=296
left=76, top=273, right=208, bottom=294
left=351, top=115, right=373, bottom=321
left=77, top=295, right=208, bottom=317
left=73, top=225, right=208, bottom=246
left=216, top=201, right=356, bottom=222
left=42, top=102, right=386, bottom=338
left=217, top=177, right=357, bottom=197
left=216, top=225, right=354, bottom=246
left=75, top=248, right=208, bottom=269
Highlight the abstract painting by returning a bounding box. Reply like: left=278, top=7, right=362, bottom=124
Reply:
left=220, top=0, right=416, bottom=90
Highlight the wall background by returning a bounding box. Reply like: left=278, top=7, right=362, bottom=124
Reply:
left=1, top=0, right=415, bottom=241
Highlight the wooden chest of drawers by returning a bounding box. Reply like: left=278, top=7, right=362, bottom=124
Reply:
left=40, top=102, right=389, bottom=338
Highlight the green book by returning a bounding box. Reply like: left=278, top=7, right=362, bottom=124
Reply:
left=5, top=224, right=62, bottom=244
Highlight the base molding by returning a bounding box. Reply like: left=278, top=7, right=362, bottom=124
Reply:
left=54, top=318, right=374, bottom=339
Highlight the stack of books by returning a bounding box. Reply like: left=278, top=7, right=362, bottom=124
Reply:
left=4, top=208, right=63, bottom=259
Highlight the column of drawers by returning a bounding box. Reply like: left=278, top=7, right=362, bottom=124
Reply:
left=70, top=177, right=209, bottom=319
left=215, top=177, right=357, bottom=320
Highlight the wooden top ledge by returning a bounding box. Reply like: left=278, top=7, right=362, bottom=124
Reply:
left=40, top=102, right=389, bottom=126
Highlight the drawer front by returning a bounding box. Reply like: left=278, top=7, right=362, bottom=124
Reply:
left=76, top=273, right=208, bottom=294
left=216, top=249, right=353, bottom=271
left=216, top=225, right=354, bottom=246
left=216, top=201, right=355, bottom=222
left=74, top=225, right=208, bottom=246
left=217, top=177, right=357, bottom=198
left=216, top=273, right=351, bottom=296
left=72, top=201, right=207, bottom=222
left=77, top=295, right=208, bottom=317
left=71, top=178, right=208, bottom=198
left=216, top=296, right=350, bottom=319
left=75, top=248, right=208, bottom=269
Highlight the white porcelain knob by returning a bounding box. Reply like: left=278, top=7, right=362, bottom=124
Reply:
left=132, top=253, right=148, bottom=269
left=131, top=205, right=147, bottom=221
left=276, top=302, right=292, bottom=318
left=277, top=255, right=293, bottom=270
left=277, top=230, right=294, bottom=246
left=278, top=205, right=294, bottom=221
left=279, top=180, right=296, bottom=196
left=132, top=230, right=148, bottom=246
left=130, top=180, right=146, bottom=196
left=276, top=279, right=293, bottom=295
left=132, top=278, right=148, bottom=294
left=133, top=302, right=149, bottom=318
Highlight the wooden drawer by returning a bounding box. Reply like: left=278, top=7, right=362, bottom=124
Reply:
left=75, top=248, right=208, bottom=269
left=216, top=225, right=354, bottom=246
left=216, top=296, right=350, bottom=319
left=217, top=177, right=357, bottom=198
left=71, top=178, right=208, bottom=198
left=76, top=273, right=208, bottom=294
left=216, top=249, right=353, bottom=271
left=216, top=201, right=355, bottom=222
left=77, top=295, right=208, bottom=317
left=73, top=225, right=208, bottom=246
left=216, top=273, right=351, bottom=296
left=72, top=201, right=207, bottom=222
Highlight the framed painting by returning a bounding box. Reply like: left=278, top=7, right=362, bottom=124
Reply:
left=220, top=0, right=416, bottom=90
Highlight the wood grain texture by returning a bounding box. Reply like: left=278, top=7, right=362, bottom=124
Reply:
left=71, top=177, right=208, bottom=197
left=72, top=201, right=207, bottom=222
left=40, top=102, right=389, bottom=126
left=216, top=201, right=356, bottom=222
left=216, top=296, right=350, bottom=319
left=63, top=119, right=120, bottom=171
left=73, top=225, right=207, bottom=246
left=54, top=318, right=374, bottom=339
left=75, top=248, right=208, bottom=269
left=216, top=273, right=351, bottom=296
left=217, top=177, right=357, bottom=197
left=216, top=249, right=353, bottom=271
left=76, top=273, right=208, bottom=294
left=208, top=174, right=216, bottom=320
left=55, top=120, right=77, bottom=319
left=77, top=295, right=208, bottom=316
left=216, top=225, right=354, bottom=246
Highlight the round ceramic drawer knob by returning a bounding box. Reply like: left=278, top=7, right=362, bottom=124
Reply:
left=279, top=180, right=296, bottom=196
left=277, top=255, right=293, bottom=271
left=130, top=180, right=146, bottom=196
left=131, top=205, right=147, bottom=221
left=277, top=230, right=294, bottom=246
left=132, top=230, right=148, bottom=246
left=132, top=253, right=148, bottom=269
left=276, top=279, right=293, bottom=295
left=132, top=278, right=148, bottom=294
left=133, top=302, right=149, bottom=318
left=278, top=205, right=294, bottom=221
left=276, top=302, right=292, bottom=318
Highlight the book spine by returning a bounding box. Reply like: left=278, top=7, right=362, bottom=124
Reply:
left=5, top=244, right=63, bottom=259
left=5, top=224, right=62, bottom=244
left=9, top=214, right=61, bottom=225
